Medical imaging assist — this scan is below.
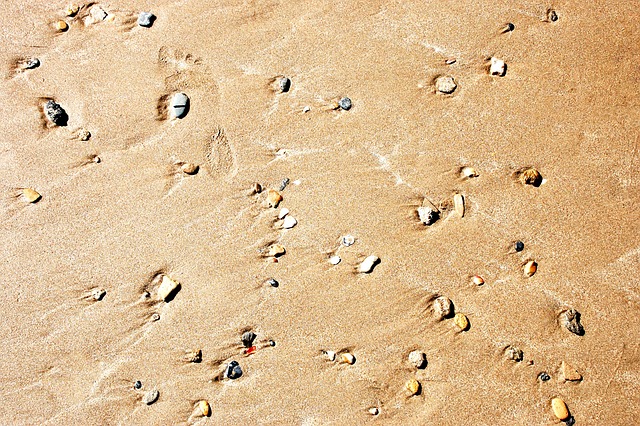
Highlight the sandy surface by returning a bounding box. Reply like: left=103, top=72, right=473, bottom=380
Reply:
left=1, top=1, right=639, bottom=424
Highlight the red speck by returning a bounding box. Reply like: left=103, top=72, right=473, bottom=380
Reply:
left=245, top=346, right=257, bottom=355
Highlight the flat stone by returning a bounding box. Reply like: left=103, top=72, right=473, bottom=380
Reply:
left=338, top=97, right=352, bottom=110
left=90, top=6, right=108, bottom=21
left=560, top=309, right=584, bottom=335
left=142, top=389, right=159, bottom=405
left=138, top=12, right=156, bottom=27
left=551, top=397, right=569, bottom=420
left=278, top=208, right=289, bottom=219
left=282, top=216, right=297, bottom=229
left=170, top=92, right=189, bottom=119
left=22, top=188, right=41, bottom=203
left=44, top=100, right=68, bottom=126
left=435, top=76, right=457, bottom=94
left=241, top=331, right=256, bottom=347
left=157, top=275, right=180, bottom=301
left=454, top=194, right=465, bottom=217
left=561, top=361, right=582, bottom=381
left=358, top=255, right=380, bottom=273
left=278, top=177, right=290, bottom=191
left=408, top=350, right=427, bottom=369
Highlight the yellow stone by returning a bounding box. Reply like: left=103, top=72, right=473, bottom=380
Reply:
left=55, top=20, right=68, bottom=31
left=551, top=397, right=569, bottom=420
left=267, top=244, right=285, bottom=257
left=406, top=378, right=421, bottom=396
left=454, top=194, right=465, bottom=217
left=520, top=168, right=542, bottom=186
left=454, top=313, right=469, bottom=331
left=65, top=4, right=79, bottom=16
left=524, top=260, right=537, bottom=277
left=198, top=400, right=211, bottom=417
left=340, top=353, right=356, bottom=365
left=267, top=189, right=282, bottom=208
left=22, top=188, right=41, bottom=203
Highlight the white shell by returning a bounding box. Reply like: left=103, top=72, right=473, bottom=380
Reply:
left=358, top=255, right=380, bottom=273
left=170, top=92, right=190, bottom=119
left=490, top=57, right=506, bottom=76
left=454, top=194, right=465, bottom=217
left=329, top=255, right=341, bottom=265
left=282, top=216, right=297, bottom=229
left=278, top=208, right=289, bottom=219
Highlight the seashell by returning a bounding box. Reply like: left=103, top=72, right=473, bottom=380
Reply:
left=560, top=361, right=582, bottom=382
left=241, top=331, right=256, bottom=348
left=22, top=188, right=41, bottom=203
left=338, top=97, right=352, bottom=110
left=505, top=346, right=523, bottom=362
left=406, top=378, right=421, bottom=396
left=461, top=166, right=478, bottom=178
left=358, top=255, right=380, bottom=273
left=490, top=57, right=506, bottom=76
left=282, top=216, right=297, bottom=229
left=560, top=309, right=584, bottom=336
left=368, top=407, right=379, bottom=415
left=519, top=168, right=542, bottom=186
left=65, top=4, right=79, bottom=16
left=267, top=189, right=282, bottom=208
left=267, top=244, right=286, bottom=257
left=341, top=235, right=355, bottom=246
left=417, top=205, right=439, bottom=225
left=454, top=313, right=469, bottom=331
left=138, top=12, right=156, bottom=28
left=340, top=353, right=356, bottom=365
left=278, top=208, right=289, bottom=219
left=225, top=360, right=243, bottom=379
left=170, top=92, right=189, bottom=119
left=471, top=275, right=484, bottom=286
left=433, top=296, right=453, bottom=320
left=157, top=275, right=180, bottom=301
left=44, top=100, right=68, bottom=126
left=77, top=128, right=91, bottom=141
left=329, top=255, right=341, bottom=265
left=142, top=389, right=159, bottom=405
left=324, top=350, right=336, bottom=361
left=454, top=194, right=465, bottom=217
left=435, top=76, right=457, bottom=94
left=551, top=397, right=569, bottom=420
left=55, top=20, right=68, bottom=31
left=91, top=288, right=106, bottom=301
left=408, top=350, right=427, bottom=369
left=198, top=400, right=211, bottom=417
left=183, top=349, right=202, bottom=363
left=181, top=163, right=199, bottom=175
left=523, top=260, right=537, bottom=277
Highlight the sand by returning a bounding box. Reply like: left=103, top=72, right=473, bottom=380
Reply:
left=1, top=1, right=639, bottom=424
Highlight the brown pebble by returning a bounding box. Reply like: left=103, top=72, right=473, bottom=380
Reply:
left=55, top=20, right=68, bottom=31
left=454, top=194, right=465, bottom=217
left=22, top=188, right=41, bottom=203
left=340, top=353, right=356, bottom=365
left=267, top=189, right=283, bottom=208
left=561, top=361, right=582, bottom=382
left=65, top=4, right=79, bottom=16
left=560, top=308, right=584, bottom=335
left=181, top=163, right=199, bottom=175
left=551, top=397, right=569, bottom=420
left=454, top=313, right=469, bottom=330
left=198, top=400, right=211, bottom=417
left=433, top=296, right=453, bottom=320
left=267, top=244, right=286, bottom=257
left=523, top=260, right=537, bottom=277
left=519, top=168, right=542, bottom=186
left=406, top=378, right=421, bottom=396
left=250, top=182, right=262, bottom=195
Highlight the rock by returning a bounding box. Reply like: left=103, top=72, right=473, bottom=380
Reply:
left=560, top=309, right=584, bottom=335
left=198, top=400, right=211, bottom=417
left=435, top=76, right=457, bottom=94
left=241, top=331, right=256, bottom=347
left=178, top=163, right=197, bottom=175
left=268, top=340, right=276, bottom=347
left=278, top=77, right=291, bottom=93
left=90, top=6, right=108, bottom=22
left=77, top=128, right=91, bottom=141
left=548, top=9, right=558, bottom=22
left=408, top=350, right=427, bottom=369
left=278, top=177, right=290, bottom=191
left=183, top=349, right=202, bottom=363
left=225, top=361, right=243, bottom=379
left=368, top=407, right=379, bottom=416
left=134, top=380, right=142, bottom=389
left=472, top=275, right=484, bottom=286
left=55, top=21, right=68, bottom=32
left=338, top=97, right=352, bottom=110
left=91, top=288, right=106, bottom=301
left=551, top=397, right=569, bottom=420
left=519, top=168, right=542, bottom=186
left=490, top=57, right=506, bottom=76
left=515, top=241, right=524, bottom=252
left=324, top=350, right=336, bottom=361
left=329, top=255, right=341, bottom=265
left=406, top=378, right=421, bottom=396
left=523, top=260, right=537, bottom=277
left=250, top=182, right=262, bottom=195
left=267, top=244, right=285, bottom=257
left=157, top=275, right=180, bottom=301
left=170, top=93, right=189, bottom=119
left=282, top=216, right=297, bottom=229
left=341, top=235, right=355, bottom=246
left=417, top=205, right=439, bottom=225
left=151, top=313, right=160, bottom=322
left=142, top=389, right=159, bottom=405
left=538, top=372, right=551, bottom=381
left=561, top=361, right=582, bottom=382
left=278, top=208, right=289, bottom=219
left=454, top=194, right=465, bottom=217
left=358, top=255, right=380, bottom=273
left=500, top=22, right=515, bottom=33
left=267, top=189, right=282, bottom=208
left=138, top=12, right=156, bottom=27
left=460, top=166, right=478, bottom=178
left=433, top=296, right=453, bottom=319
left=340, top=353, right=356, bottom=365
left=445, top=58, right=456, bottom=65
left=23, top=58, right=40, bottom=69
left=267, top=278, right=279, bottom=287
left=44, top=100, right=68, bottom=126
left=65, top=4, right=79, bottom=16
left=505, top=346, right=524, bottom=362
left=22, top=188, right=41, bottom=203
left=454, top=313, right=469, bottom=331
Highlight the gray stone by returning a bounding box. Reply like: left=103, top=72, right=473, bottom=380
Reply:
left=138, top=12, right=156, bottom=27
left=44, top=100, right=68, bottom=126
left=435, top=76, right=457, bottom=94
left=142, top=389, right=159, bottom=405
left=338, top=97, right=352, bottom=110
left=241, top=331, right=256, bottom=347
left=506, top=346, right=523, bottom=362
left=170, top=92, right=189, bottom=119
left=560, top=309, right=584, bottom=335
left=25, top=58, right=40, bottom=69
left=225, top=361, right=242, bottom=379
left=279, top=77, right=291, bottom=92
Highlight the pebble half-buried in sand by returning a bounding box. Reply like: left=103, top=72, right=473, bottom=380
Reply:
left=433, top=296, right=453, bottom=320
left=22, top=188, right=41, bottom=203
left=358, top=255, right=380, bottom=273
left=142, top=389, right=159, bottom=405
left=408, top=350, right=427, bottom=369
left=406, top=378, right=421, bottom=396
left=170, top=93, right=190, bottom=119
left=560, top=308, right=584, bottom=335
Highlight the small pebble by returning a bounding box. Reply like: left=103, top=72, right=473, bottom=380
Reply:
left=490, top=57, right=506, bottom=76
left=77, top=128, right=91, bottom=141
left=340, top=353, right=356, bottom=365
left=142, top=389, right=159, bottom=405
left=279, top=77, right=291, bottom=93
left=454, top=194, right=465, bottom=217
left=22, top=188, right=41, bottom=203
left=408, top=350, right=427, bottom=369
left=225, top=361, right=243, bottom=379
left=324, top=350, right=336, bottom=361
left=417, top=205, right=439, bottom=226
left=302, top=106, right=311, bottom=113
left=170, top=92, right=189, bottom=119
left=157, top=275, right=180, bottom=301
left=55, top=20, right=68, bottom=32
left=278, top=178, right=290, bottom=191
left=454, top=313, right=469, bottom=331
left=519, top=167, right=542, bottom=186
left=23, top=58, right=40, bottom=69
left=433, top=296, right=453, bottom=320
left=515, top=241, right=524, bottom=252
left=406, top=378, right=421, bottom=396
left=505, top=346, right=524, bottom=362
left=435, top=76, right=457, bottom=94
left=151, top=313, right=160, bottom=321
left=338, top=97, right=352, bottom=110
left=368, top=407, right=379, bottom=416
left=278, top=208, right=289, bottom=219
left=65, top=4, right=79, bottom=16
left=138, top=12, right=156, bottom=27
left=358, top=255, right=380, bottom=273
left=341, top=235, right=355, bottom=247
left=471, top=275, right=484, bottom=286
left=500, top=22, right=515, bottom=33
left=44, top=100, right=68, bottom=126
left=181, top=163, right=199, bottom=175
left=560, top=361, right=582, bottom=382
left=91, top=288, right=106, bottom=301
left=329, top=255, right=341, bottom=265
left=548, top=9, right=558, bottom=22
left=268, top=340, right=276, bottom=347
left=538, top=372, right=550, bottom=382
left=523, top=260, right=537, bottom=277
left=282, top=216, right=297, bottom=229
left=267, top=244, right=286, bottom=257
left=560, top=309, right=584, bottom=335
left=267, top=278, right=279, bottom=288
left=551, top=397, right=569, bottom=420
left=134, top=380, right=142, bottom=389
left=267, top=189, right=283, bottom=208
left=198, top=400, right=211, bottom=417
left=90, top=6, right=108, bottom=22
left=183, top=349, right=202, bottom=363
left=461, top=166, right=478, bottom=178
left=251, top=182, right=262, bottom=195
left=241, top=331, right=256, bottom=348
left=445, top=58, right=456, bottom=65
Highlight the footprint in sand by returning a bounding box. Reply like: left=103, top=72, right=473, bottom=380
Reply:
left=204, top=128, right=236, bottom=180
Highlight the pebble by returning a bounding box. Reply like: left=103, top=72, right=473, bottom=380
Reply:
left=329, top=255, right=341, bottom=265
left=134, top=380, right=142, bottom=389
left=338, top=97, right=352, bottom=110
left=90, top=6, right=108, bottom=22
left=340, top=353, right=356, bottom=365
left=22, top=188, right=41, bottom=203
left=23, top=58, right=40, bottom=69
left=538, top=372, right=550, bottom=382
left=435, top=76, right=457, bottom=94
left=267, top=189, right=283, bottom=208
left=77, top=128, right=91, bottom=141
left=515, top=241, right=524, bottom=252
left=267, top=278, right=279, bottom=288
left=183, top=349, right=202, bottom=363
left=454, top=194, right=465, bottom=217
left=279, top=77, right=291, bottom=93
left=445, top=58, right=456, bottom=65
left=302, top=106, right=311, bottom=113
left=505, top=346, right=524, bottom=362
left=358, top=255, right=380, bottom=273
left=91, top=288, right=106, bottom=301
left=454, top=313, right=469, bottom=330
left=251, top=182, right=262, bottom=195
left=157, top=275, right=180, bottom=301
left=324, top=350, right=337, bottom=361
left=519, top=167, right=542, bottom=186
left=198, top=400, right=211, bottom=417
left=548, top=9, right=558, bottom=22
left=268, top=340, right=276, bottom=347
left=500, top=22, right=515, bottom=33
left=65, top=4, right=79, bottom=16
left=472, top=275, right=484, bottom=286
left=44, top=100, right=68, bottom=126
left=170, top=92, right=189, bottom=119
left=55, top=20, right=68, bottom=32
left=282, top=216, right=297, bottom=229
left=408, top=350, right=427, bottom=369
left=225, top=361, right=243, bottom=379
left=151, top=313, right=161, bottom=322
left=523, top=260, right=537, bottom=277
left=181, top=163, right=199, bottom=175
left=490, top=57, right=506, bottom=76
left=551, top=397, right=569, bottom=420
left=267, top=244, right=286, bottom=257
left=341, top=235, right=355, bottom=247
left=461, top=166, right=478, bottom=178
left=142, top=389, right=159, bottom=405
left=138, top=12, right=156, bottom=27
left=417, top=205, right=439, bottom=226
left=406, top=378, right=421, bottom=396
left=241, top=331, right=256, bottom=348
left=278, top=208, right=289, bottom=219
left=433, top=296, right=453, bottom=320
left=561, top=361, right=582, bottom=382
left=560, top=309, right=584, bottom=335
left=278, top=177, right=290, bottom=191
left=368, top=407, right=379, bottom=416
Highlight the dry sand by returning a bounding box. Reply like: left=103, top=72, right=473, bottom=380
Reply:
left=1, top=1, right=639, bottom=424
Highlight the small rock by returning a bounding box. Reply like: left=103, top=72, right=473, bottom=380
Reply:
left=435, top=76, right=457, bottom=94
left=267, top=278, right=279, bottom=287
left=551, top=397, right=569, bottom=420
left=500, top=22, right=515, bottom=33
left=241, top=331, right=256, bottom=348
left=340, top=353, right=356, bottom=365
left=225, top=361, right=243, bottom=379
left=198, top=400, right=211, bottom=417
left=157, top=275, right=180, bottom=301
left=341, top=235, right=355, bottom=246
left=433, top=296, right=453, bottom=320
left=490, top=57, right=506, bottom=76
left=23, top=58, right=40, bottom=69
left=417, top=205, right=439, bottom=225
left=548, top=9, right=558, bottom=22
left=368, top=407, right=379, bottom=416
left=90, top=6, right=108, bottom=22
left=278, top=77, right=291, bottom=93
left=55, top=20, right=68, bottom=32
left=445, top=58, right=456, bottom=65
left=138, top=12, right=156, bottom=27
left=22, top=188, right=41, bottom=203
left=302, top=106, right=311, bottom=113
left=142, top=389, right=159, bottom=405
left=523, top=260, right=537, bottom=277
left=329, top=255, right=341, bottom=265
left=267, top=244, right=286, bottom=257
left=268, top=340, right=276, bottom=347
left=65, top=4, right=79, bottom=16
left=460, top=166, right=478, bottom=178
left=406, top=378, right=421, bottom=396
left=454, top=313, right=469, bottom=331
left=472, top=275, right=484, bottom=286
left=170, top=92, right=189, bottom=119
left=250, top=182, right=262, bottom=195
left=77, top=128, right=91, bottom=141
left=278, top=208, right=289, bottom=219
left=151, top=313, right=161, bottom=322
left=538, top=372, right=551, bottom=382
left=278, top=178, right=290, bottom=191
left=560, top=309, right=584, bottom=336
left=358, top=255, right=380, bottom=273
left=282, top=216, right=297, bottom=229
left=454, top=194, right=465, bottom=217
left=505, top=346, right=524, bottom=362
left=183, top=349, right=202, bottom=363
left=44, top=100, right=68, bottom=126
left=408, top=350, right=427, bottom=369
left=91, top=288, right=106, bottom=301
left=267, top=189, right=283, bottom=208
left=561, top=361, right=582, bottom=382
left=338, top=97, right=352, bottom=110
left=515, top=241, right=524, bottom=252
left=324, top=350, right=336, bottom=361
left=181, top=163, right=199, bottom=175
left=134, top=380, right=142, bottom=389
left=519, top=168, right=542, bottom=186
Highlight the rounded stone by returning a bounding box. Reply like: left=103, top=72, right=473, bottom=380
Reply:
left=519, top=168, right=542, bottom=186
left=408, top=350, right=427, bottom=369
left=515, top=241, right=524, bottom=252
left=417, top=205, right=439, bottom=225
left=44, top=100, right=68, bottom=126
left=267, top=278, right=279, bottom=288
left=435, top=76, right=457, bottom=94
left=225, top=361, right=243, bottom=379
left=329, top=255, right=341, bottom=265
left=358, top=255, right=380, bottom=273
left=138, top=12, right=156, bottom=27
left=24, top=58, right=40, bottom=69
left=454, top=313, right=469, bottom=330
left=506, top=346, right=523, bottom=362
left=406, top=378, right=421, bottom=396
left=181, top=163, right=199, bottom=175
left=142, top=389, right=159, bottom=405
left=241, top=331, right=256, bottom=348
left=91, top=288, right=106, bottom=301
left=282, top=216, right=297, bottom=229
left=341, top=235, right=355, bottom=246
left=433, top=296, right=453, bottom=320
left=338, top=97, right=352, bottom=110
left=279, top=77, right=291, bottom=93
left=151, top=313, right=160, bottom=322
left=55, top=21, right=68, bottom=32
left=368, top=407, right=379, bottom=416
left=65, top=4, right=79, bottom=17
left=551, top=397, right=569, bottom=420
left=170, top=93, right=190, bottom=119
left=78, top=128, right=91, bottom=141
left=538, top=372, right=550, bottom=382
left=268, top=340, right=276, bottom=347
left=134, top=380, right=142, bottom=389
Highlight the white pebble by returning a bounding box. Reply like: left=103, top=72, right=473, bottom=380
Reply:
left=358, top=255, right=380, bottom=273
left=282, top=216, right=297, bottom=229
left=329, top=255, right=341, bottom=265
left=170, top=92, right=189, bottom=119
left=408, top=350, right=427, bottom=369
left=490, top=57, right=506, bottom=76
left=278, top=208, right=289, bottom=219
left=341, top=235, right=355, bottom=247
left=324, top=350, right=336, bottom=361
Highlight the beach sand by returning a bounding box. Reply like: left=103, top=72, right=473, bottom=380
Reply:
left=1, top=1, right=639, bottom=424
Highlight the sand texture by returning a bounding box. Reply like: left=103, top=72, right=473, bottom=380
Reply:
left=1, top=1, right=639, bottom=424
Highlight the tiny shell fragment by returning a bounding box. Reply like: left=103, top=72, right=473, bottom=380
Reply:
left=22, top=188, right=41, bottom=203
left=490, top=57, right=506, bottom=76
left=340, top=353, right=356, bottom=365
left=560, top=361, right=582, bottom=382
left=551, top=397, right=569, bottom=420
left=358, top=255, right=380, bottom=273
left=523, top=260, right=537, bottom=277
left=433, top=296, right=453, bottom=320
left=267, top=244, right=286, bottom=257
left=181, top=163, right=199, bottom=175
left=454, top=313, right=469, bottom=330
left=454, top=194, right=465, bottom=217
left=472, top=275, right=484, bottom=286
left=157, top=275, right=180, bottom=301
left=198, top=400, right=211, bottom=417
left=267, top=189, right=282, bottom=208
left=282, top=216, right=297, bottom=229
left=406, top=378, right=421, bottom=396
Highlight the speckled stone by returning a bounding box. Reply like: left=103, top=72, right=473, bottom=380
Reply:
left=138, top=12, right=156, bottom=27
left=338, top=97, right=352, bottom=110
left=142, top=389, right=159, bottom=405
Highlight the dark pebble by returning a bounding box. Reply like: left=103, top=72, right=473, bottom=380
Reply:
left=241, top=331, right=256, bottom=348
left=279, top=77, right=291, bottom=92
left=25, top=58, right=40, bottom=69
left=515, top=241, right=524, bottom=252
left=338, top=97, right=352, bottom=110
left=44, top=100, right=68, bottom=126
left=267, top=278, right=279, bottom=288
left=268, top=339, right=276, bottom=347
left=225, top=361, right=243, bottom=379
left=549, top=10, right=558, bottom=22
left=538, top=372, right=550, bottom=382
left=278, top=178, right=290, bottom=191
left=134, top=380, right=142, bottom=389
